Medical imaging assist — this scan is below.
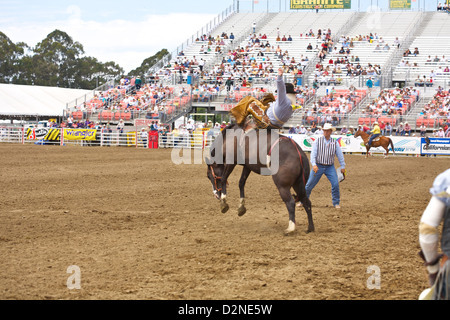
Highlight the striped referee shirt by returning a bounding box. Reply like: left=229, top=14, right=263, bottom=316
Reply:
left=311, top=136, right=346, bottom=168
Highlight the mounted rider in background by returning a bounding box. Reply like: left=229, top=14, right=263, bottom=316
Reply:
left=367, top=121, right=381, bottom=148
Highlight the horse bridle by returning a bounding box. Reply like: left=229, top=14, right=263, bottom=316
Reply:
left=210, top=166, right=227, bottom=193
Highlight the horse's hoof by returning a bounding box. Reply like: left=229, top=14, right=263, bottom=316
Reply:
left=221, top=202, right=229, bottom=214
left=284, top=221, right=296, bottom=235
left=237, top=206, right=247, bottom=216
left=306, top=227, right=315, bottom=234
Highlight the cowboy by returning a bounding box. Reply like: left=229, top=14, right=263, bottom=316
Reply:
left=367, top=121, right=381, bottom=148
left=304, top=123, right=346, bottom=209
left=229, top=68, right=296, bottom=130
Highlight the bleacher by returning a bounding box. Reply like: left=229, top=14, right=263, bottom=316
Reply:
left=157, top=12, right=268, bottom=83
left=307, top=11, right=422, bottom=86
left=62, top=10, right=450, bottom=134
left=393, top=12, right=450, bottom=86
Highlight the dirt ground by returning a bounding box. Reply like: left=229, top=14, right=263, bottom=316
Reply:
left=0, top=143, right=448, bottom=300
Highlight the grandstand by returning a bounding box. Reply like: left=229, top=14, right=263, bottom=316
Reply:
left=2, top=6, right=450, bottom=136
left=392, top=12, right=450, bottom=87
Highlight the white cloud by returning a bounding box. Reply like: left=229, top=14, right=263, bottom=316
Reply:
left=2, top=10, right=216, bottom=73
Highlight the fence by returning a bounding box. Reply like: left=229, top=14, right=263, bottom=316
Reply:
left=0, top=127, right=218, bottom=150
left=2, top=126, right=449, bottom=157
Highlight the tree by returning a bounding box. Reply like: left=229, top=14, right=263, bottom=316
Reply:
left=0, top=32, right=26, bottom=83
left=128, top=49, right=169, bottom=77
left=32, top=29, right=85, bottom=87
left=73, top=57, right=124, bottom=89
left=0, top=29, right=166, bottom=89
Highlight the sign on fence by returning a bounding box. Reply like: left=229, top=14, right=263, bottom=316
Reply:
left=286, top=134, right=423, bottom=155
left=64, top=129, right=97, bottom=141
left=421, top=137, right=450, bottom=156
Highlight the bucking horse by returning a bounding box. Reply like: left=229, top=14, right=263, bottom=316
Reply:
left=205, top=124, right=314, bottom=234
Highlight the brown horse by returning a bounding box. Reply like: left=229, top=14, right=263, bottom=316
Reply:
left=354, top=130, right=395, bottom=158
left=205, top=124, right=314, bottom=235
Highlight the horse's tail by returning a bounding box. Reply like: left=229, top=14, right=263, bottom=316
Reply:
left=389, top=137, right=395, bottom=155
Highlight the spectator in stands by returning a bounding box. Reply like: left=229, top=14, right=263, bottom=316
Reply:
left=103, top=123, right=112, bottom=146
left=140, top=128, right=148, bottom=148
left=296, top=125, right=305, bottom=134
left=359, top=124, right=370, bottom=134
left=289, top=125, right=296, bottom=134
left=437, top=127, right=446, bottom=138
left=379, top=121, right=386, bottom=135
left=150, top=121, right=158, bottom=131
left=315, top=125, right=323, bottom=135
left=116, top=119, right=125, bottom=134
left=67, top=115, right=73, bottom=128
left=446, top=126, right=450, bottom=137
left=366, top=77, right=374, bottom=97
left=404, top=122, right=412, bottom=136
left=420, top=123, right=427, bottom=137
left=340, top=125, right=348, bottom=135
left=225, top=77, right=233, bottom=93
left=383, top=122, right=391, bottom=136
left=396, top=122, right=405, bottom=136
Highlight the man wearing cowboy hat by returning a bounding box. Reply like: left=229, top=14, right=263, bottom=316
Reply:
left=367, top=121, right=381, bottom=148
left=304, top=123, right=346, bottom=209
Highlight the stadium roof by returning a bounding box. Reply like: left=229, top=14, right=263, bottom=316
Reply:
left=0, top=83, right=91, bottom=117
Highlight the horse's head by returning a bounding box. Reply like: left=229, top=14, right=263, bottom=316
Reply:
left=354, top=130, right=361, bottom=138
left=206, top=162, right=225, bottom=200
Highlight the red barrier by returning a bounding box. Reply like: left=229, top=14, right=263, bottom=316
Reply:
left=149, top=131, right=159, bottom=149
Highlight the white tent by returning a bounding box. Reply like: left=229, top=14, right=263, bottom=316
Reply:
left=0, top=83, right=91, bottom=117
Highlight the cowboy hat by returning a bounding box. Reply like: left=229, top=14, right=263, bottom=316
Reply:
left=323, top=123, right=336, bottom=131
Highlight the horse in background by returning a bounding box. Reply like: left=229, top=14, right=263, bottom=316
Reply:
left=206, top=124, right=314, bottom=235
left=355, top=129, right=395, bottom=158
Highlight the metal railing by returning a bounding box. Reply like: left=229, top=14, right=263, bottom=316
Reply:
left=0, top=126, right=220, bottom=149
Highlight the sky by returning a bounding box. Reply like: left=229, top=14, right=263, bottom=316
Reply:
left=0, top=0, right=441, bottom=74
left=0, top=0, right=235, bottom=73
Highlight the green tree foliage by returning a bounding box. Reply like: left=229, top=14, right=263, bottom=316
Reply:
left=0, top=31, right=26, bottom=83
left=0, top=29, right=167, bottom=90
left=128, top=49, right=169, bottom=78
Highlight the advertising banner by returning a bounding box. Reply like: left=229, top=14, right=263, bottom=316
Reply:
left=134, top=119, right=159, bottom=127
left=421, top=137, right=450, bottom=156
left=63, top=129, right=97, bottom=141
left=390, top=0, right=411, bottom=10
left=290, top=0, right=351, bottom=10
left=216, top=104, right=236, bottom=112
left=284, top=134, right=422, bottom=155
left=26, top=128, right=53, bottom=140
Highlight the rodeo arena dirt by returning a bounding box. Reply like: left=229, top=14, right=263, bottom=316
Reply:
left=2, top=3, right=450, bottom=305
